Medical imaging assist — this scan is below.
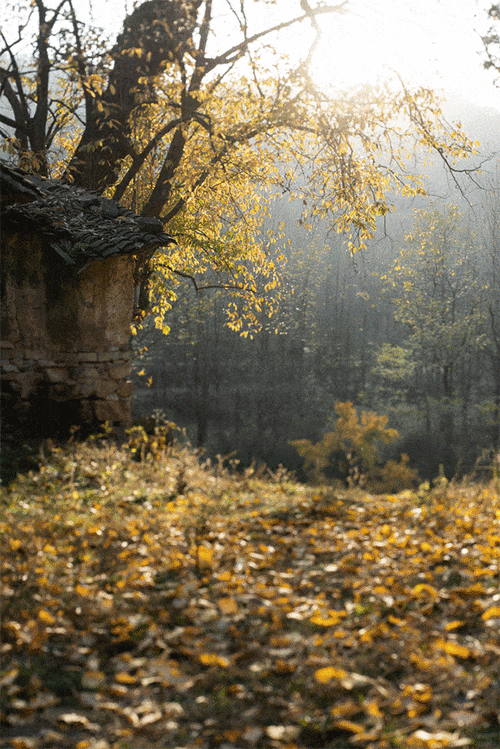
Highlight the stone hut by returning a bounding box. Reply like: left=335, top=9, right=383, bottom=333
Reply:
left=1, top=164, right=174, bottom=438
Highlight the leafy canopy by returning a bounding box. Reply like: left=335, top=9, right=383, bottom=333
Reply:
left=1, top=0, right=477, bottom=333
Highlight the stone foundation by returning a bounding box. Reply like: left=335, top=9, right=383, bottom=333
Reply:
left=1, top=343, right=133, bottom=436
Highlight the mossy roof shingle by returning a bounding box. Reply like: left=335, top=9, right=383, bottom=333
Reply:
left=1, top=164, right=175, bottom=265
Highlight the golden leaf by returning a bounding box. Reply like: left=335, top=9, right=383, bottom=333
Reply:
left=482, top=606, right=500, bottom=620
left=410, top=653, right=432, bottom=671
left=199, top=653, right=229, bottom=668
left=197, top=545, right=214, bottom=567
left=445, top=620, right=465, bottom=630
left=433, top=639, right=470, bottom=659
left=413, top=583, right=439, bottom=598
left=38, top=609, right=55, bottom=624
left=333, top=719, right=365, bottom=734
left=218, top=597, right=239, bottom=615
left=314, top=666, right=347, bottom=684
left=310, top=609, right=346, bottom=626
left=75, top=584, right=90, bottom=597
left=330, top=699, right=359, bottom=717
left=81, top=671, right=106, bottom=689
left=365, top=700, right=382, bottom=717
left=115, top=672, right=137, bottom=684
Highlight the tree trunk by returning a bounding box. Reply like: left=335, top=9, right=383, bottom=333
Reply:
left=65, top=0, right=201, bottom=193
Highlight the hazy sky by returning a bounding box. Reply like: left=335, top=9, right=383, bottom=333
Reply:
left=306, top=0, right=500, bottom=110
left=232, top=0, right=499, bottom=111
left=4, top=1, right=499, bottom=111
left=91, top=0, right=500, bottom=111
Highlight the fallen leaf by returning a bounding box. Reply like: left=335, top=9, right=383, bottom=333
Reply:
left=482, top=606, right=500, bottom=620
left=199, top=652, right=229, bottom=667
left=81, top=671, right=106, bottom=689
left=265, top=725, right=300, bottom=741
left=115, top=672, right=137, bottom=684
left=218, top=597, right=239, bottom=615
left=57, top=713, right=99, bottom=731
left=408, top=729, right=472, bottom=747
left=314, top=666, right=347, bottom=684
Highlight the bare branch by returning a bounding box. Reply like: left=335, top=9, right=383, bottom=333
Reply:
left=155, top=260, right=256, bottom=295
left=0, top=111, right=21, bottom=131
left=66, top=0, right=95, bottom=127
left=205, top=4, right=344, bottom=72
left=0, top=39, right=31, bottom=133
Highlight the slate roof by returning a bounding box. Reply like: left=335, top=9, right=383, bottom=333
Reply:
left=0, top=163, right=175, bottom=266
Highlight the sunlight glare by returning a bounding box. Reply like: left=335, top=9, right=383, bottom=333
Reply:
left=289, top=0, right=499, bottom=108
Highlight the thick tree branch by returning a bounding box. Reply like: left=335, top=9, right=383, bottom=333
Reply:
left=0, top=51, right=30, bottom=146
left=0, top=111, right=21, bottom=131
left=112, top=118, right=185, bottom=202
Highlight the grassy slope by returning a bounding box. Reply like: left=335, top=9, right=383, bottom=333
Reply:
left=1, top=439, right=499, bottom=749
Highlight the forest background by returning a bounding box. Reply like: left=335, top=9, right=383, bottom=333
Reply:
left=132, top=94, right=500, bottom=483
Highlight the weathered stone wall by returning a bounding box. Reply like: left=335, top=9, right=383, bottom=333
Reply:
left=1, top=231, right=136, bottom=436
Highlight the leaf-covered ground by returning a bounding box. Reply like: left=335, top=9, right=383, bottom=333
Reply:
left=1, top=440, right=499, bottom=749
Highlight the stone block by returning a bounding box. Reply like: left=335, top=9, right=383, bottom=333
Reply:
left=72, top=381, right=96, bottom=398
left=50, top=381, right=76, bottom=397
left=116, top=381, right=134, bottom=398
left=94, top=398, right=130, bottom=423
left=45, top=367, right=68, bottom=383
left=79, top=366, right=101, bottom=380
left=107, top=363, right=132, bottom=380
left=1, top=362, right=19, bottom=373
left=93, top=380, right=119, bottom=399
left=9, top=372, right=38, bottom=398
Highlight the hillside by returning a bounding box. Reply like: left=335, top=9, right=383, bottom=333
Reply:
left=1, top=437, right=499, bottom=749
